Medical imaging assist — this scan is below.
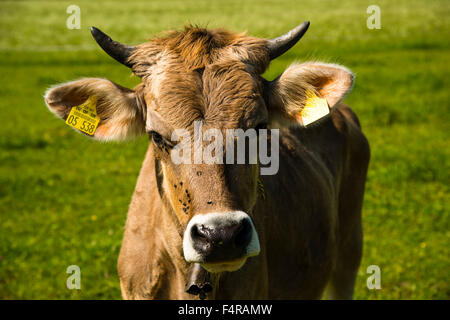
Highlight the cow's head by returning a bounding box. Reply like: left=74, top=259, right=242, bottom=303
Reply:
left=44, top=22, right=354, bottom=273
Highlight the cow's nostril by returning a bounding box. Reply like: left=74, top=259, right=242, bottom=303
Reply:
left=191, top=224, right=209, bottom=242
left=234, top=218, right=252, bottom=248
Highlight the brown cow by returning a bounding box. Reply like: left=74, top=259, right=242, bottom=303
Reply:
left=44, top=21, right=370, bottom=299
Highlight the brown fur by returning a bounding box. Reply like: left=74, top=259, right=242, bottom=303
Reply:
left=44, top=26, right=370, bottom=299
left=118, top=103, right=369, bottom=299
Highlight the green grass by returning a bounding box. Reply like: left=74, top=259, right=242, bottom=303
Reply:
left=0, top=0, right=449, bottom=299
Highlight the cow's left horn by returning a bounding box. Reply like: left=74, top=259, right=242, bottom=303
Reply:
left=90, top=27, right=136, bottom=68
left=267, top=21, right=310, bottom=60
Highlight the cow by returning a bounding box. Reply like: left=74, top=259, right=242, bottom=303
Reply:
left=44, top=21, right=370, bottom=299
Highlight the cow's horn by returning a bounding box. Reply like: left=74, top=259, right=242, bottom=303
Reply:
left=90, top=27, right=136, bottom=68
left=267, top=21, right=310, bottom=60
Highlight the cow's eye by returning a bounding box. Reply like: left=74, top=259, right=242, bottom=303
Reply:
left=150, top=131, right=163, bottom=143
left=149, top=130, right=173, bottom=148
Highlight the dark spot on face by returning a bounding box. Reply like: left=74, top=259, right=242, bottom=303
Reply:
left=179, top=199, right=182, bottom=203
left=180, top=182, right=183, bottom=186
left=174, top=184, right=177, bottom=188
left=207, top=201, right=213, bottom=205
left=183, top=203, right=186, bottom=206
left=188, top=199, right=191, bottom=203
left=196, top=171, right=202, bottom=176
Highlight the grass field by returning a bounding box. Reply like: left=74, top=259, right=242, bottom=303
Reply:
left=0, top=0, right=448, bottom=299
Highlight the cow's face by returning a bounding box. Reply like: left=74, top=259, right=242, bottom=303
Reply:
left=44, top=23, right=354, bottom=273
left=139, top=56, right=268, bottom=273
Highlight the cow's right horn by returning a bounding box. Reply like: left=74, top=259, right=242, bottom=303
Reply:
left=267, top=21, right=310, bottom=60
left=90, top=27, right=136, bottom=68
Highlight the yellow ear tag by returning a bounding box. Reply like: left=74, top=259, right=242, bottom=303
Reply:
left=300, top=90, right=330, bottom=126
left=65, top=96, right=100, bottom=135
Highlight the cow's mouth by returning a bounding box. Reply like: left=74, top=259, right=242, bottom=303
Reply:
left=201, top=257, right=248, bottom=273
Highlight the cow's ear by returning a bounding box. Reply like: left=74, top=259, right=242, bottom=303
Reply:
left=266, top=62, right=354, bottom=127
left=44, top=78, right=146, bottom=141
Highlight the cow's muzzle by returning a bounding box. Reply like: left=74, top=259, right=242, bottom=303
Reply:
left=183, top=211, right=260, bottom=273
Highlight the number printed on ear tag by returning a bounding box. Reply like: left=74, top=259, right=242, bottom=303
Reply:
left=65, top=96, right=100, bottom=135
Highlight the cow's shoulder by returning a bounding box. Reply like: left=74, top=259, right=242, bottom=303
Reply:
left=333, top=103, right=361, bottom=130
left=278, top=102, right=370, bottom=184
left=331, top=103, right=370, bottom=168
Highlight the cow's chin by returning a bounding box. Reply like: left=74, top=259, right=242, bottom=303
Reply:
left=201, top=257, right=247, bottom=273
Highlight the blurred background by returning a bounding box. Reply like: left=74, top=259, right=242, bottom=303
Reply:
left=0, top=0, right=448, bottom=299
